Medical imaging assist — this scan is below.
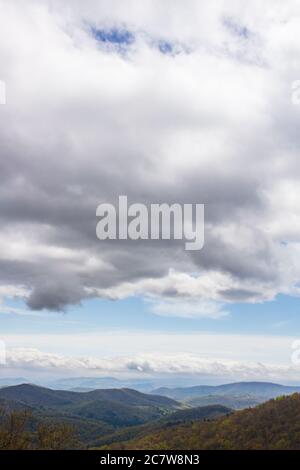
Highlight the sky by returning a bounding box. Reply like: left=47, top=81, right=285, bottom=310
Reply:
left=1, top=0, right=300, bottom=384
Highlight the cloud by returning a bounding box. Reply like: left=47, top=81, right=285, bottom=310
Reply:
left=3, top=347, right=300, bottom=382
left=148, top=298, right=228, bottom=319
left=26, top=277, right=86, bottom=311
left=1, top=0, right=300, bottom=312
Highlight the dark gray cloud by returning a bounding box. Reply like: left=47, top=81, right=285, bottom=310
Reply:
left=219, top=288, right=261, bottom=302
left=27, top=278, right=86, bottom=311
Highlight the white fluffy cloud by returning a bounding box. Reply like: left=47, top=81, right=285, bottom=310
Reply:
left=1, top=0, right=300, bottom=315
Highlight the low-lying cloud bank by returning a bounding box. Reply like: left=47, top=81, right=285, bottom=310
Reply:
left=3, top=348, right=300, bottom=383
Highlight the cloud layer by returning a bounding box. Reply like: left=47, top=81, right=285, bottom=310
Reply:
left=1, top=1, right=300, bottom=315
left=3, top=347, right=300, bottom=383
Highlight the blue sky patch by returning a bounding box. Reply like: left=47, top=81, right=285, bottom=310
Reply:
left=224, top=17, right=251, bottom=39
left=157, top=40, right=174, bottom=55
left=92, top=27, right=135, bottom=46
left=92, top=26, right=185, bottom=57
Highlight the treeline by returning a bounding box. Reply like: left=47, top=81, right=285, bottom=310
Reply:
left=105, top=394, right=300, bottom=450
left=0, top=408, right=81, bottom=450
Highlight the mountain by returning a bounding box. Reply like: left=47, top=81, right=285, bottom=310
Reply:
left=52, top=377, right=124, bottom=390
left=106, top=393, right=300, bottom=450
left=157, top=404, right=231, bottom=424
left=0, top=384, right=232, bottom=448
left=151, top=381, right=300, bottom=401
left=0, top=384, right=178, bottom=410
left=0, top=383, right=178, bottom=408
left=0, top=384, right=180, bottom=442
left=187, top=394, right=263, bottom=410
left=94, top=404, right=231, bottom=448
left=0, top=397, right=33, bottom=412
left=51, top=377, right=156, bottom=392
left=50, top=376, right=223, bottom=393
left=0, top=377, right=29, bottom=388
left=0, top=385, right=231, bottom=450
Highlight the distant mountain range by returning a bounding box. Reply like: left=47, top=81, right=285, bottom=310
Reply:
left=51, top=377, right=156, bottom=392
left=150, top=381, right=300, bottom=409
left=0, top=376, right=162, bottom=392
left=0, top=377, right=29, bottom=387
left=152, top=381, right=300, bottom=398
left=2, top=379, right=300, bottom=410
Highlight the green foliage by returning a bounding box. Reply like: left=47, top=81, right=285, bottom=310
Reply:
left=187, top=394, right=263, bottom=409
left=0, top=384, right=178, bottom=436
left=3, top=384, right=300, bottom=450
left=92, top=404, right=230, bottom=448
left=105, top=394, right=300, bottom=450
left=0, top=384, right=179, bottom=447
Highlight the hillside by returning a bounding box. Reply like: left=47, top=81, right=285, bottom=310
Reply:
left=0, top=384, right=180, bottom=443
left=187, top=394, right=263, bottom=410
left=0, top=384, right=81, bottom=408
left=0, top=384, right=177, bottom=410
left=0, top=385, right=232, bottom=449
left=94, top=404, right=231, bottom=448
left=151, top=381, right=300, bottom=409
left=108, top=393, right=300, bottom=450
left=151, top=381, right=300, bottom=401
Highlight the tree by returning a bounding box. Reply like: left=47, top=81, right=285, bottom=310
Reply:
left=0, top=409, right=32, bottom=450
left=37, top=422, right=78, bottom=450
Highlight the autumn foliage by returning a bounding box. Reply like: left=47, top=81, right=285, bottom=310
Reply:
left=107, top=394, right=300, bottom=450
left=0, top=409, right=78, bottom=450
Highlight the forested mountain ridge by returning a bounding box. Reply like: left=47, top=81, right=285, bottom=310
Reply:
left=104, top=393, right=300, bottom=450
left=0, top=385, right=230, bottom=449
